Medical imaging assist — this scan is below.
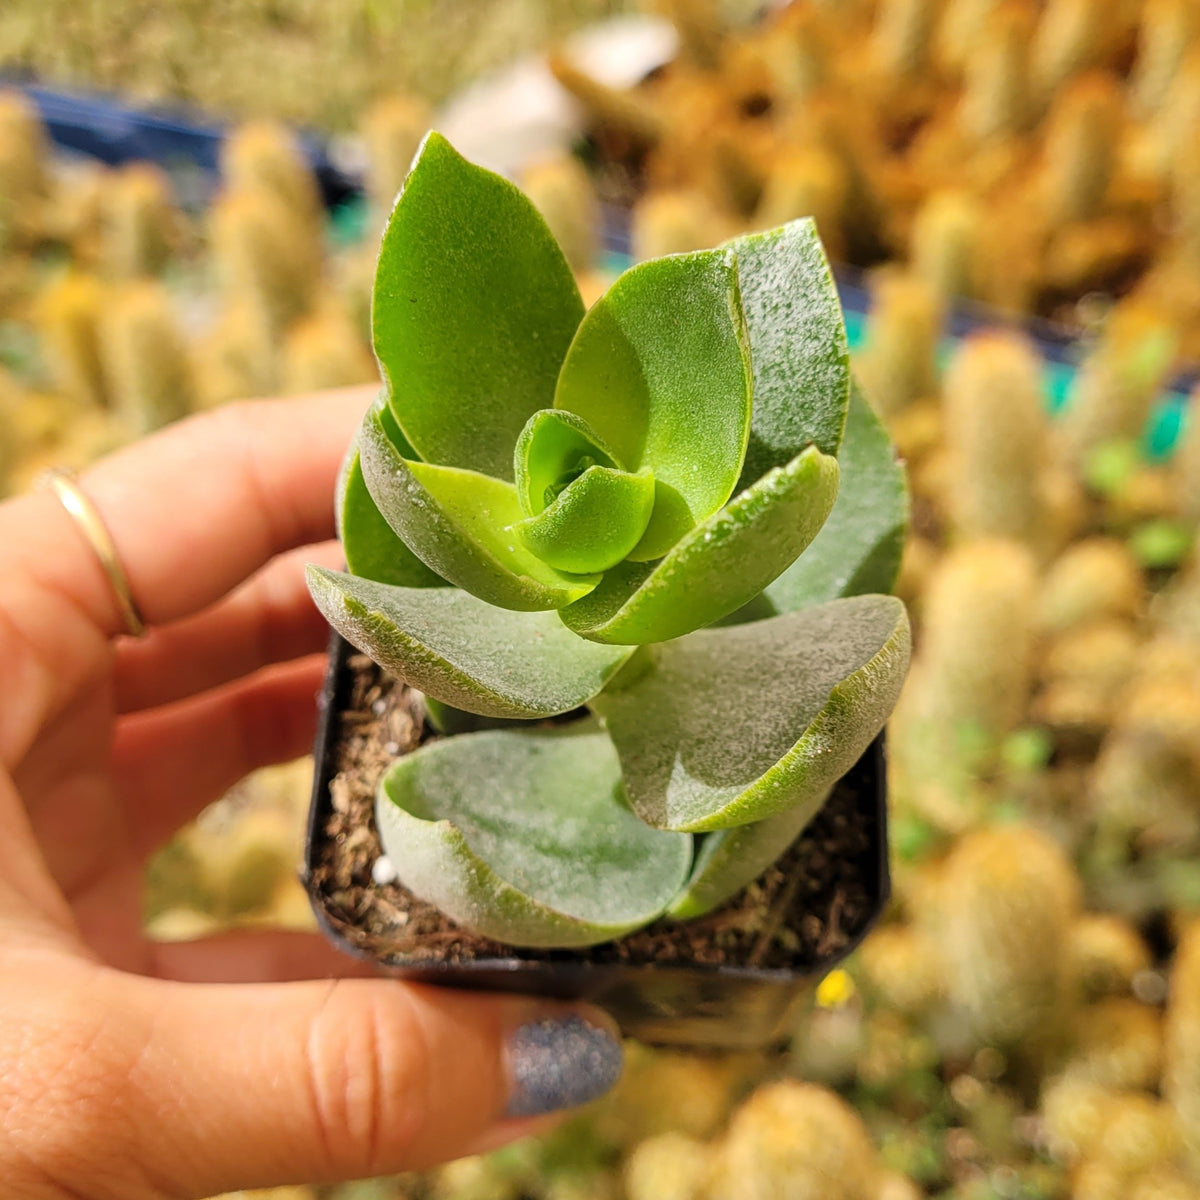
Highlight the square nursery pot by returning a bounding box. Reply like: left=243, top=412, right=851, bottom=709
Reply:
left=303, top=632, right=891, bottom=1051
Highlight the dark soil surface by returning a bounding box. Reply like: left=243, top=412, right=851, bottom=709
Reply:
left=307, top=654, right=882, bottom=972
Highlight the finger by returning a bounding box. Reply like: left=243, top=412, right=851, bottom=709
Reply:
left=121, top=977, right=624, bottom=1192
left=113, top=654, right=326, bottom=857
left=146, top=929, right=381, bottom=984
left=114, top=540, right=342, bottom=714
left=0, top=384, right=373, bottom=768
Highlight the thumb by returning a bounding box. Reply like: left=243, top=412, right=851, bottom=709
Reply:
left=102, top=972, right=622, bottom=1196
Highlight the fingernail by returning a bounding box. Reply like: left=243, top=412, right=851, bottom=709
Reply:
left=504, top=1013, right=623, bottom=1118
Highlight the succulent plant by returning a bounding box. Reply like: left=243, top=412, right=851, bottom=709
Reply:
left=307, top=132, right=910, bottom=949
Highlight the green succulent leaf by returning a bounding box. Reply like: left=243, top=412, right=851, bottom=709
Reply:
left=558, top=444, right=840, bottom=645
left=667, top=789, right=831, bottom=920
left=554, top=248, right=753, bottom=560
left=337, top=408, right=445, bottom=588
left=591, top=595, right=910, bottom=832
left=375, top=725, right=693, bottom=947
left=512, top=465, right=657, bottom=575
left=514, top=408, right=624, bottom=513
left=727, top=219, right=851, bottom=491
left=358, top=395, right=598, bottom=611
left=306, top=567, right=633, bottom=718
left=759, top=379, right=908, bottom=612
left=373, top=131, right=584, bottom=481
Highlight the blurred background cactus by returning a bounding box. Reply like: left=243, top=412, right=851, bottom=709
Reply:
left=4, top=1, right=1200, bottom=1198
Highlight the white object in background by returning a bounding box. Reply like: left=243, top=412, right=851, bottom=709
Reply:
left=436, top=15, right=678, bottom=178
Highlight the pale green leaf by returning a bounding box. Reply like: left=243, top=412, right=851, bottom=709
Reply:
left=666, top=789, right=831, bottom=920
left=513, top=408, right=623, bottom=514
left=760, top=379, right=908, bottom=612
left=337, top=411, right=445, bottom=588
left=373, top=131, right=584, bottom=480
left=358, top=395, right=598, bottom=611
left=306, top=567, right=633, bottom=718
left=513, top=465, right=656, bottom=574
left=728, top=219, right=851, bottom=490
left=591, top=595, right=910, bottom=832
left=554, top=249, right=753, bottom=560
left=375, top=725, right=693, bottom=947
left=558, top=445, right=839, bottom=645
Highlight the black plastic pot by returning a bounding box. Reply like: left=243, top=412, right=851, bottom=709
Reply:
left=303, top=632, right=891, bottom=1050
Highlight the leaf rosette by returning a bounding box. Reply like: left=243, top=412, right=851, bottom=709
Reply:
left=308, top=131, right=912, bottom=948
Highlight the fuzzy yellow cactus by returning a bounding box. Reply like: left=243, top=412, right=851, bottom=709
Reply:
left=1068, top=913, right=1153, bottom=1000
left=630, top=190, right=729, bottom=262
left=281, top=308, right=376, bottom=395
left=99, top=281, right=194, bottom=434
left=1165, top=921, right=1200, bottom=1174
left=1041, top=71, right=1123, bottom=227
left=872, top=0, right=938, bottom=80
left=1129, top=1167, right=1200, bottom=1200
left=856, top=923, right=942, bottom=1016
left=1132, top=0, right=1200, bottom=119
left=941, top=330, right=1049, bottom=546
left=754, top=147, right=848, bottom=262
left=934, top=824, right=1081, bottom=1050
left=624, top=1133, right=711, bottom=1200
left=362, top=94, right=431, bottom=224
left=1042, top=1075, right=1119, bottom=1163
left=1061, top=997, right=1164, bottom=1092
left=520, top=156, right=600, bottom=276
left=958, top=2, right=1033, bottom=141
left=855, top=272, right=940, bottom=417
left=1091, top=677, right=1200, bottom=848
left=0, top=89, right=47, bottom=253
left=197, top=297, right=278, bottom=407
left=708, top=1081, right=883, bottom=1200
left=1034, top=618, right=1141, bottom=735
left=1030, top=0, right=1108, bottom=109
left=99, top=162, right=181, bottom=279
left=209, top=186, right=321, bottom=341
left=909, top=189, right=983, bottom=306
left=936, top=0, right=1002, bottom=75
left=1038, top=537, right=1144, bottom=633
left=890, top=540, right=1037, bottom=829
left=35, top=272, right=109, bottom=410
left=221, top=119, right=323, bottom=236
left=593, top=1045, right=750, bottom=1150
left=190, top=806, right=301, bottom=923
left=1057, top=302, right=1179, bottom=466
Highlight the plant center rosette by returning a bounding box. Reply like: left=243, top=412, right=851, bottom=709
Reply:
left=307, top=132, right=912, bottom=949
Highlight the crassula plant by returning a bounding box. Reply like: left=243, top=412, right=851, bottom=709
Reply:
left=306, top=132, right=911, bottom=950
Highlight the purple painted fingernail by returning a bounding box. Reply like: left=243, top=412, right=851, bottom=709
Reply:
left=504, top=1014, right=623, bottom=1118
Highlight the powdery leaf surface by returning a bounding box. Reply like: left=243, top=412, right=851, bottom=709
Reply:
left=373, top=132, right=584, bottom=481
left=357, top=394, right=597, bottom=611
left=554, top=248, right=752, bottom=560
left=375, top=725, right=693, bottom=947
left=559, top=445, right=839, bottom=645
left=307, top=567, right=633, bottom=718
left=729, top=219, right=851, bottom=490
left=593, top=595, right=910, bottom=832
left=762, top=380, right=908, bottom=612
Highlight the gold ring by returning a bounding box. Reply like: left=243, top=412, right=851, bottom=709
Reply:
left=42, top=468, right=147, bottom=638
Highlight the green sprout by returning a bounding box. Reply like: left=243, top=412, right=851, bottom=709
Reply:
left=306, top=132, right=911, bottom=948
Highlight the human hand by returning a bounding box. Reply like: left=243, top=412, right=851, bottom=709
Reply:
left=0, top=387, right=622, bottom=1199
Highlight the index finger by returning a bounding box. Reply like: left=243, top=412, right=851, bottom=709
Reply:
left=0, top=385, right=374, bottom=768
left=56, top=386, right=373, bottom=632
